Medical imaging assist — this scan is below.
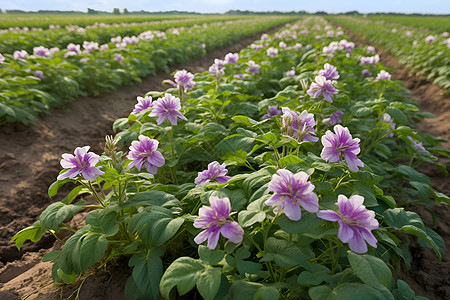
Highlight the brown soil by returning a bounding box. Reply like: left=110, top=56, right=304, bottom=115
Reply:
left=1, top=25, right=449, bottom=300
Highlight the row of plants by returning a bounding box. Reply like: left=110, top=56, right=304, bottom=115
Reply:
left=0, top=15, right=250, bottom=54
left=12, top=16, right=449, bottom=299
left=365, top=15, right=450, bottom=33
left=0, top=14, right=209, bottom=30
left=0, top=16, right=296, bottom=126
left=327, top=16, right=450, bottom=92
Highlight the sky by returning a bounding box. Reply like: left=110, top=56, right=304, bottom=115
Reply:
left=1, top=0, right=449, bottom=14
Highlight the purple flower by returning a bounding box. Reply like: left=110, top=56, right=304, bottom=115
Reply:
left=381, top=113, right=395, bottom=137
left=149, top=93, right=187, bottom=126
left=376, top=70, right=391, bottom=80
left=323, top=110, right=344, bottom=126
left=100, top=44, right=109, bottom=50
left=251, top=43, right=264, bottom=52
left=261, top=105, right=282, bottom=120
left=425, top=35, right=435, bottom=43
left=285, top=70, right=296, bottom=77
left=265, top=169, right=319, bottom=221
left=33, top=46, right=50, bottom=57
left=279, top=41, right=287, bottom=48
left=321, top=125, right=364, bottom=172
left=442, top=32, right=449, bottom=38
left=174, top=69, right=195, bottom=91
left=267, top=47, right=278, bottom=57
left=49, top=47, right=60, bottom=54
left=199, top=43, right=206, bottom=50
left=281, top=107, right=318, bottom=143
left=194, top=161, right=231, bottom=185
left=367, top=46, right=375, bottom=53
left=114, top=53, right=124, bottom=64
left=132, top=96, right=153, bottom=114
left=0, top=53, right=5, bottom=63
left=307, top=75, right=339, bottom=103
left=245, top=60, right=260, bottom=75
left=111, top=36, right=121, bottom=43
left=127, top=135, right=165, bottom=174
left=224, top=53, right=239, bottom=64
left=57, top=146, right=105, bottom=181
left=360, top=55, right=380, bottom=65
left=317, top=195, right=379, bottom=253
left=194, top=196, right=244, bottom=249
left=34, top=70, right=44, bottom=79
left=261, top=33, right=269, bottom=40
left=407, top=136, right=426, bottom=151
left=318, top=63, right=339, bottom=81
left=13, top=50, right=28, bottom=59
left=362, top=69, right=372, bottom=77
left=340, top=39, right=355, bottom=54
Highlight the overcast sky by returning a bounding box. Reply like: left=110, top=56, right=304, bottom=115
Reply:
left=1, top=0, right=449, bottom=14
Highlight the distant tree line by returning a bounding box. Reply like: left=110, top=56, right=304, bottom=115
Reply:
left=0, top=8, right=448, bottom=17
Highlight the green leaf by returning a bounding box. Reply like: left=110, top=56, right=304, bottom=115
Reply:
left=392, top=280, right=415, bottom=300
left=122, top=190, right=180, bottom=209
left=353, top=182, right=377, bottom=207
left=57, top=268, right=76, bottom=284
left=128, top=207, right=184, bottom=246
left=198, top=246, right=225, bottom=265
left=229, top=281, right=279, bottom=300
left=383, top=208, right=425, bottom=230
left=48, top=178, right=73, bottom=198
left=278, top=155, right=304, bottom=168
left=236, top=260, right=262, bottom=275
left=261, top=237, right=306, bottom=268
left=129, top=252, right=163, bottom=300
left=215, top=134, right=255, bottom=157
left=197, top=266, right=222, bottom=300
left=348, top=252, right=394, bottom=289
left=71, top=231, right=108, bottom=273
left=39, top=201, right=85, bottom=231
left=42, top=250, right=61, bottom=262
left=159, top=257, right=205, bottom=298
left=85, top=209, right=119, bottom=236
left=297, top=263, right=331, bottom=286
left=11, top=220, right=46, bottom=250
left=309, top=283, right=393, bottom=300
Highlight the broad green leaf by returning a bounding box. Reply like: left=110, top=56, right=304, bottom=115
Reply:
left=159, top=257, right=205, bottom=298
left=198, top=246, right=225, bottom=265
left=129, top=252, right=163, bottom=300
left=348, top=252, right=394, bottom=289
left=229, top=281, right=279, bottom=300
left=261, top=237, right=307, bottom=268
left=197, top=266, right=222, bottom=300
left=278, top=155, right=304, bottom=168
left=39, top=201, right=85, bottom=231
left=85, top=209, right=119, bottom=236
left=72, top=231, right=108, bottom=273
left=309, top=283, right=393, bottom=300
left=11, top=220, right=46, bottom=250
left=122, top=190, right=180, bottom=209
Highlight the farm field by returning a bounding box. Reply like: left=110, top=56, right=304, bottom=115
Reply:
left=327, top=16, right=450, bottom=91
left=0, top=14, right=449, bottom=300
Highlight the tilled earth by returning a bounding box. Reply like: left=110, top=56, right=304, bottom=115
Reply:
left=0, top=28, right=449, bottom=300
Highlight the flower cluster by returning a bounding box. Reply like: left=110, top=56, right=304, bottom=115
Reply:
left=194, top=161, right=231, bottom=185
left=149, top=93, right=187, bottom=126
left=13, top=50, right=28, bottom=60
left=224, top=53, right=239, bottom=64
left=57, top=146, right=105, bottom=181
left=321, top=125, right=364, bottom=172
left=174, top=69, right=195, bottom=92
left=318, top=63, right=339, bottom=80
left=127, top=135, right=165, bottom=174
left=265, top=169, right=319, bottom=221
left=376, top=70, right=391, bottom=80
left=281, top=107, right=318, bottom=143
left=323, top=110, right=344, bottom=126
left=307, top=75, right=339, bottom=103
left=261, top=105, right=282, bottom=120
left=245, top=60, right=260, bottom=75
left=194, top=196, right=244, bottom=249
left=360, top=54, right=380, bottom=65
left=317, top=195, right=379, bottom=253
left=132, top=96, right=153, bottom=114
left=266, top=47, right=278, bottom=57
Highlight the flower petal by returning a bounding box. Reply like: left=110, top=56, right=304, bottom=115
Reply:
left=220, top=221, right=244, bottom=244
left=284, top=197, right=301, bottom=221
left=317, top=210, right=341, bottom=222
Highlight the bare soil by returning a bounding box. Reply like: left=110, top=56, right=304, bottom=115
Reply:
left=1, top=26, right=449, bottom=300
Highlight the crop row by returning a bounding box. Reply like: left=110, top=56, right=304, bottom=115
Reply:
left=0, top=15, right=251, bottom=54
left=365, top=15, right=450, bottom=32
left=328, top=16, right=450, bottom=92
left=0, top=13, right=209, bottom=30
left=13, top=16, right=448, bottom=300
left=0, top=16, right=296, bottom=126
